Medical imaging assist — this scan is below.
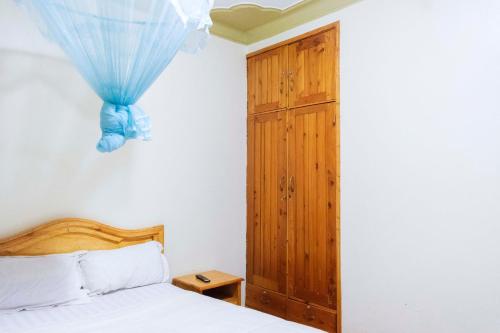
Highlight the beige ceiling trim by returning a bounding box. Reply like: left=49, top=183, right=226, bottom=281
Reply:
left=213, top=0, right=303, bottom=11
left=210, top=20, right=250, bottom=44
left=210, top=0, right=362, bottom=45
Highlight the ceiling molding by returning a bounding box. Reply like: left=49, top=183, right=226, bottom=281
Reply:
left=210, top=0, right=362, bottom=45
left=210, top=19, right=249, bottom=44
left=213, top=0, right=303, bottom=10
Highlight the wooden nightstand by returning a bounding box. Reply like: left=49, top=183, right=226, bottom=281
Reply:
left=172, top=270, right=243, bottom=305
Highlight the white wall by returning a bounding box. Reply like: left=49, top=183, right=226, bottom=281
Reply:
left=0, top=1, right=247, bottom=282
left=250, top=0, right=500, bottom=332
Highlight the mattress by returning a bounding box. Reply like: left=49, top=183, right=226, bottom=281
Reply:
left=0, top=283, right=323, bottom=333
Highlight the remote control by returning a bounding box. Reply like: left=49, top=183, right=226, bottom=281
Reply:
left=196, top=274, right=211, bottom=283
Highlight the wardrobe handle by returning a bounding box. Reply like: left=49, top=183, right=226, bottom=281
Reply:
left=260, top=291, right=271, bottom=305
left=303, top=305, right=316, bottom=321
left=289, top=71, right=294, bottom=92
left=289, top=176, right=295, bottom=193
left=280, top=175, right=287, bottom=201
left=279, top=175, right=286, bottom=192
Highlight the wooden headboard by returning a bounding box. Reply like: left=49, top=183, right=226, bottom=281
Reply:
left=0, top=218, right=164, bottom=256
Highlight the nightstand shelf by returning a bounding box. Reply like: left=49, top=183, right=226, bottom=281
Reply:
left=172, top=270, right=244, bottom=305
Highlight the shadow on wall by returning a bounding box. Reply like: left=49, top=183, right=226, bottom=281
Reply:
left=0, top=49, right=135, bottom=235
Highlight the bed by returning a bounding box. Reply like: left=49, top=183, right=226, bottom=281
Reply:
left=0, top=218, right=323, bottom=333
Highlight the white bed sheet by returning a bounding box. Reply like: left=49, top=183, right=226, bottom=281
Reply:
left=0, top=283, right=323, bottom=333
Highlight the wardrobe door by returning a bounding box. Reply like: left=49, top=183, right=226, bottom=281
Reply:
left=247, top=111, right=288, bottom=294
left=288, top=29, right=338, bottom=108
left=288, top=103, right=338, bottom=310
left=248, top=47, right=288, bottom=114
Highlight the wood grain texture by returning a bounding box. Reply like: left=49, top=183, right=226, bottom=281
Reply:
left=246, top=22, right=341, bottom=333
left=334, top=22, right=342, bottom=333
left=172, top=270, right=243, bottom=305
left=172, top=270, right=243, bottom=292
left=286, top=298, right=337, bottom=332
left=246, top=22, right=339, bottom=58
left=288, top=102, right=337, bottom=310
left=0, top=218, right=164, bottom=256
left=246, top=283, right=287, bottom=318
left=288, top=28, right=337, bottom=108
left=248, top=47, right=288, bottom=114
left=247, top=111, right=288, bottom=293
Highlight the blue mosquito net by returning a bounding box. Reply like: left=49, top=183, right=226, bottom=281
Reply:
left=16, top=0, right=213, bottom=152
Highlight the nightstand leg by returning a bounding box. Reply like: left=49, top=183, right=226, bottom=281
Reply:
left=237, top=283, right=242, bottom=305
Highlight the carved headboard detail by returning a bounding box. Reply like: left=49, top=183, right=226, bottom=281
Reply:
left=0, top=218, right=164, bottom=256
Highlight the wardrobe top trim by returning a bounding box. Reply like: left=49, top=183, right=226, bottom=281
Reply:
left=246, top=21, right=339, bottom=59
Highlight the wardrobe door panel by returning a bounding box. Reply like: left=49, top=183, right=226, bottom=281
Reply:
left=247, top=111, right=287, bottom=293
left=288, top=103, right=337, bottom=309
left=248, top=47, right=288, bottom=114
left=288, top=29, right=337, bottom=108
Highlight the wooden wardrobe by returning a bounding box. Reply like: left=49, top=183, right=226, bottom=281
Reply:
left=245, top=22, right=340, bottom=333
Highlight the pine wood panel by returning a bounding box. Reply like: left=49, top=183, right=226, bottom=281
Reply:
left=247, top=111, right=287, bottom=293
left=286, top=298, right=337, bottom=332
left=246, top=22, right=341, bottom=333
left=288, top=28, right=338, bottom=108
left=246, top=283, right=287, bottom=318
left=288, top=103, right=337, bottom=310
left=248, top=47, right=288, bottom=114
left=172, top=270, right=243, bottom=305
left=0, top=218, right=164, bottom=256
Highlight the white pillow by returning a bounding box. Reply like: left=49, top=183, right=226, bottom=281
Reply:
left=79, top=241, right=169, bottom=295
left=0, top=252, right=90, bottom=313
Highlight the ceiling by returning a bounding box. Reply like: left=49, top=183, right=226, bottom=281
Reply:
left=213, top=0, right=303, bottom=10
left=210, top=0, right=361, bottom=45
